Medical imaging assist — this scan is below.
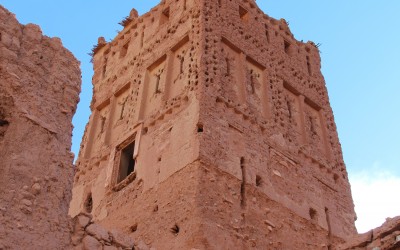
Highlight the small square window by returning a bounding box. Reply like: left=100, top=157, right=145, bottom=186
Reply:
left=118, top=140, right=136, bottom=183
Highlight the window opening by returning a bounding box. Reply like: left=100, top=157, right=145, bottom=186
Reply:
left=102, top=58, right=108, bottom=79
left=130, top=224, right=138, bottom=233
left=0, top=119, right=9, bottom=126
left=118, top=141, right=136, bottom=183
left=84, top=193, right=93, bottom=213
left=197, top=123, right=204, bottom=133
left=265, top=25, right=270, bottom=43
left=119, top=98, right=128, bottom=120
left=179, top=55, right=185, bottom=74
left=239, top=6, right=249, bottom=22
left=240, top=157, right=246, bottom=208
left=306, top=56, right=312, bottom=75
left=225, top=57, right=230, bottom=76
left=284, top=40, right=291, bottom=55
left=100, top=116, right=106, bottom=133
left=249, top=69, right=259, bottom=94
left=325, top=207, right=333, bottom=250
left=287, top=99, right=292, bottom=119
left=120, top=42, right=129, bottom=58
left=309, top=207, right=317, bottom=220
left=140, top=29, right=144, bottom=48
left=154, top=69, right=164, bottom=94
left=160, top=7, right=170, bottom=25
left=256, top=175, right=262, bottom=187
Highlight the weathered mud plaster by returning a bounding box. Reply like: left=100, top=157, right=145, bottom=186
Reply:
left=0, top=5, right=81, bottom=250
left=71, top=0, right=358, bottom=249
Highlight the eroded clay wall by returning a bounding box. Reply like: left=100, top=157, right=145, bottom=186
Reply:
left=71, top=0, right=357, bottom=248
left=339, top=216, right=400, bottom=250
left=197, top=0, right=357, bottom=244
left=195, top=162, right=346, bottom=249
left=0, top=6, right=81, bottom=249
left=70, top=1, right=204, bottom=244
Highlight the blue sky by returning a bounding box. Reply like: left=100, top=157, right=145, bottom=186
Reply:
left=1, top=0, right=399, bottom=233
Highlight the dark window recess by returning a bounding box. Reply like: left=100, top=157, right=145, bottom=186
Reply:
left=179, top=56, right=184, bottom=74
left=284, top=40, right=291, bottom=55
left=240, top=157, right=246, bottom=208
left=84, top=193, right=93, bottom=213
left=325, top=207, right=333, bottom=250
left=100, top=116, right=106, bottom=133
left=120, top=42, right=129, bottom=58
left=102, top=63, right=107, bottom=79
left=256, top=175, right=262, bottom=187
left=225, top=57, right=230, bottom=76
left=265, top=29, right=270, bottom=43
left=197, top=123, right=204, bottom=133
left=309, top=208, right=317, bottom=220
left=239, top=6, right=249, bottom=21
left=130, top=224, right=138, bottom=232
left=265, top=24, right=270, bottom=43
left=140, top=30, right=144, bottom=48
left=333, top=173, right=339, bottom=183
left=118, top=141, right=136, bottom=183
left=160, top=7, right=170, bottom=25
left=306, top=56, right=312, bottom=75
left=287, top=100, right=292, bottom=119
left=119, top=99, right=127, bottom=120
left=0, top=119, right=9, bottom=126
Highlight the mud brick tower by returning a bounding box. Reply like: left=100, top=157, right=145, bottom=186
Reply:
left=70, top=0, right=357, bottom=248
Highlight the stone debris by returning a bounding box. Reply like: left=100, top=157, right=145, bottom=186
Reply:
left=86, top=223, right=110, bottom=241
left=72, top=213, right=135, bottom=250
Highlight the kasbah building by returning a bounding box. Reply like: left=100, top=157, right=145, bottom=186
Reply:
left=0, top=0, right=399, bottom=249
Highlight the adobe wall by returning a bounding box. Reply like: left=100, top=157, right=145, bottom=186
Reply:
left=70, top=0, right=202, bottom=232
left=0, top=5, right=81, bottom=249
left=338, top=217, right=400, bottom=250
left=197, top=0, right=356, bottom=244
left=71, top=0, right=357, bottom=249
left=1, top=1, right=381, bottom=249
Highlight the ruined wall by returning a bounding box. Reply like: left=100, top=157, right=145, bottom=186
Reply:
left=338, top=217, right=400, bottom=250
left=0, top=6, right=81, bottom=249
left=71, top=0, right=357, bottom=249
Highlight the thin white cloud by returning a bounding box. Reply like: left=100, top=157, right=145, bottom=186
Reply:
left=349, top=166, right=400, bottom=233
